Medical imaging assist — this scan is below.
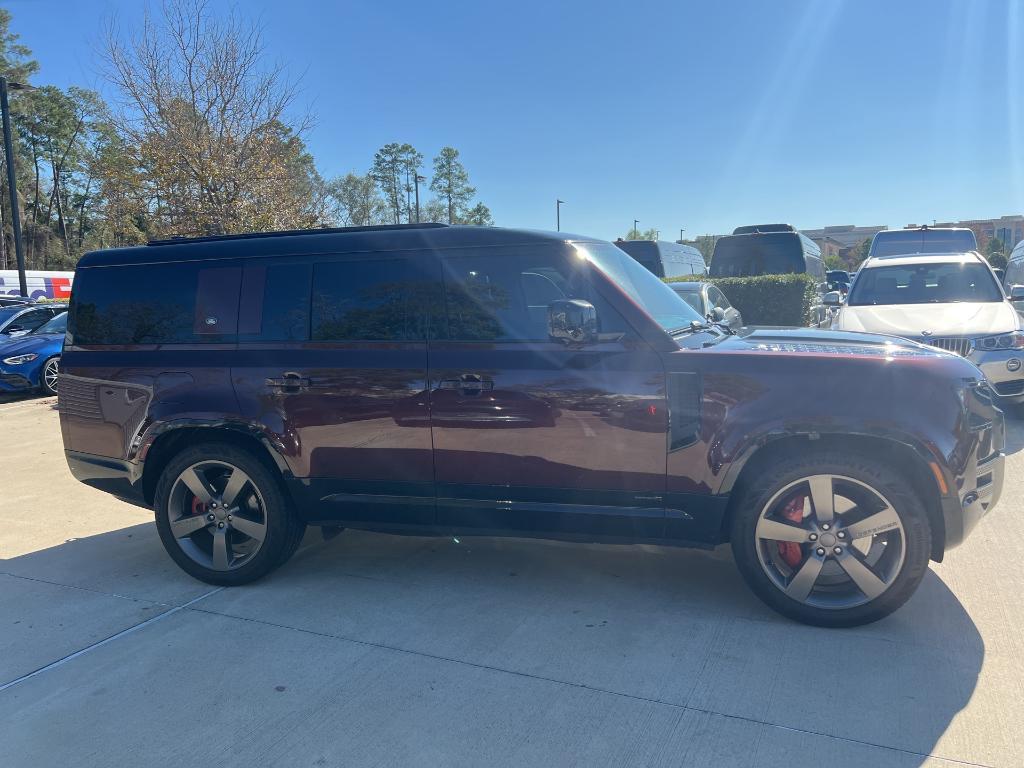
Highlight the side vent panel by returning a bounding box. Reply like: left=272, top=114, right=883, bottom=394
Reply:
left=668, top=372, right=701, bottom=451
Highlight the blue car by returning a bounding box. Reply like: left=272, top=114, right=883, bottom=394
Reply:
left=0, top=311, right=66, bottom=395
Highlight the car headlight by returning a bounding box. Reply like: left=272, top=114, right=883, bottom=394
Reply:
left=974, top=331, right=1024, bottom=351
left=2, top=353, right=38, bottom=365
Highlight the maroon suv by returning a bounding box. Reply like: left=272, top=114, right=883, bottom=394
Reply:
left=59, top=224, right=1004, bottom=626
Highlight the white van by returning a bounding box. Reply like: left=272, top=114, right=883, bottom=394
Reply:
left=0, top=270, right=75, bottom=301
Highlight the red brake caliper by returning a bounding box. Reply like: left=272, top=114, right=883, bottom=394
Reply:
left=191, top=495, right=208, bottom=518
left=777, top=494, right=805, bottom=568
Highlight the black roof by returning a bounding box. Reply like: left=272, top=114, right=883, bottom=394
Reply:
left=731, top=224, right=796, bottom=235
left=77, top=224, right=596, bottom=268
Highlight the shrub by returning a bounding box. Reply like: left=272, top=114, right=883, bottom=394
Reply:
left=665, top=273, right=818, bottom=326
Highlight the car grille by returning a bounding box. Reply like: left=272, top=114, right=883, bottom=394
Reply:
left=913, top=336, right=973, bottom=357
left=994, top=380, right=1024, bottom=397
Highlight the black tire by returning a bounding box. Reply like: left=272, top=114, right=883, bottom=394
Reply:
left=154, top=442, right=306, bottom=586
left=40, top=355, right=60, bottom=396
left=730, top=450, right=932, bottom=628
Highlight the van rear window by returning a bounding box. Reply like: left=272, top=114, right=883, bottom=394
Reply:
left=69, top=262, right=241, bottom=345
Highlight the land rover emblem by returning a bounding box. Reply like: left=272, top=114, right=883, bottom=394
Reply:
left=921, top=330, right=932, bottom=337
left=205, top=317, right=218, bottom=326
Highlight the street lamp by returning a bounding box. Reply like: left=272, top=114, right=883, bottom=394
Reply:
left=556, top=199, right=565, bottom=231
left=0, top=77, right=33, bottom=297
left=679, top=227, right=685, bottom=242
left=414, top=175, right=426, bottom=223
left=633, top=219, right=639, bottom=238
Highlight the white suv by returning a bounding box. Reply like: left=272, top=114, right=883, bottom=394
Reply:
left=828, top=251, right=1024, bottom=407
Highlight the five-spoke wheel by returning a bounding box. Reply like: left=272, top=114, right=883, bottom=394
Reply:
left=731, top=452, right=931, bottom=627
left=154, top=443, right=306, bottom=586
left=167, top=461, right=268, bottom=571
left=754, top=474, right=905, bottom=609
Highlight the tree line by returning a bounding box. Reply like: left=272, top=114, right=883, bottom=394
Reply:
left=0, top=1, right=492, bottom=271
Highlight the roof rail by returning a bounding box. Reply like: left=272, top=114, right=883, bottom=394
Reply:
left=147, top=222, right=448, bottom=247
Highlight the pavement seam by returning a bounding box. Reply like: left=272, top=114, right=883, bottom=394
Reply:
left=185, top=605, right=995, bottom=768
left=0, top=570, right=170, bottom=606
left=0, top=587, right=223, bottom=693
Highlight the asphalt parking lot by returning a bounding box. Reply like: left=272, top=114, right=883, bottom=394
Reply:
left=1, top=394, right=1022, bottom=768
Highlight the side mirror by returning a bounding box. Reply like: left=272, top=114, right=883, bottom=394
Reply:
left=548, top=299, right=598, bottom=345
left=823, top=291, right=842, bottom=307
left=1010, top=285, right=1024, bottom=301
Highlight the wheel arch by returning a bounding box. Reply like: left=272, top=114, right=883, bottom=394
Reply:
left=721, top=433, right=947, bottom=561
left=140, top=423, right=293, bottom=507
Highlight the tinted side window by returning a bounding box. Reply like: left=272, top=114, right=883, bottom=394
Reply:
left=70, top=261, right=241, bottom=344
left=443, top=250, right=627, bottom=342
left=311, top=258, right=440, bottom=341
left=239, top=262, right=312, bottom=341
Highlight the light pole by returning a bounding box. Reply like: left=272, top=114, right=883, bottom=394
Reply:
left=633, top=219, right=639, bottom=238
left=414, top=175, right=426, bottom=223
left=679, top=227, right=685, bottom=242
left=0, top=76, right=31, bottom=297
left=556, top=199, right=565, bottom=231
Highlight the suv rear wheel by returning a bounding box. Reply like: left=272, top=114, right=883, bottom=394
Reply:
left=154, top=443, right=306, bottom=586
left=730, top=451, right=931, bottom=627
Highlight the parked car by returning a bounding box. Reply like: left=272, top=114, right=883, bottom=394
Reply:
left=614, top=239, right=707, bottom=279
left=1004, top=238, right=1024, bottom=308
left=709, top=224, right=829, bottom=326
left=828, top=251, right=1024, bottom=407
left=0, top=311, right=67, bottom=395
left=668, top=281, right=743, bottom=331
left=0, top=302, right=68, bottom=338
left=868, top=226, right=977, bottom=258
left=0, top=296, right=32, bottom=307
left=61, top=224, right=1004, bottom=627
left=826, top=269, right=851, bottom=294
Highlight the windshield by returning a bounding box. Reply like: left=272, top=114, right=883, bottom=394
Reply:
left=34, top=312, right=67, bottom=334
left=848, top=262, right=1002, bottom=305
left=670, top=286, right=705, bottom=314
left=574, top=242, right=705, bottom=332
left=710, top=233, right=805, bottom=276
left=869, top=229, right=977, bottom=257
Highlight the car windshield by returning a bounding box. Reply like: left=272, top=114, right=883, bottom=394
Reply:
left=670, top=285, right=705, bottom=314
left=573, top=242, right=705, bottom=332
left=34, top=312, right=67, bottom=334
left=848, top=262, right=1002, bottom=305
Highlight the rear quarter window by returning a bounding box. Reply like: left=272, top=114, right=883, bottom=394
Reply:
left=69, top=261, right=242, bottom=344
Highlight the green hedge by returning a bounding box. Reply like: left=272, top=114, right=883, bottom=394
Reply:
left=665, top=273, right=818, bottom=326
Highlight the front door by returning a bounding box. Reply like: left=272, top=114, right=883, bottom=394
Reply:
left=429, top=245, right=669, bottom=539
left=231, top=254, right=442, bottom=527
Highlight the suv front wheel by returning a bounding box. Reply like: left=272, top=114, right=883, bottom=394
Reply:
left=730, top=451, right=932, bottom=627
left=154, top=442, right=306, bottom=586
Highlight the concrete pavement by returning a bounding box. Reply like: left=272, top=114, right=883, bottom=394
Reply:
left=1, top=394, right=1021, bottom=767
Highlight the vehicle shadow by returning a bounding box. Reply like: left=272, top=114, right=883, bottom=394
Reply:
left=1, top=520, right=985, bottom=765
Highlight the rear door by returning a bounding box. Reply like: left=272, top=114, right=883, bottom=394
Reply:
left=429, top=244, right=669, bottom=539
left=231, top=254, right=443, bottom=527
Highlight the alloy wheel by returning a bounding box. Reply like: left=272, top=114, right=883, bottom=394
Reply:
left=754, top=474, right=906, bottom=610
left=166, top=461, right=268, bottom=571
left=43, top=357, right=60, bottom=393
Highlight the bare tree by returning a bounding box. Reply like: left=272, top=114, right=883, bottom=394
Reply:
left=101, top=0, right=325, bottom=236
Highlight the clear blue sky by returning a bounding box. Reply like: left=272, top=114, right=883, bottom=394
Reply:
left=5, top=0, right=1022, bottom=239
